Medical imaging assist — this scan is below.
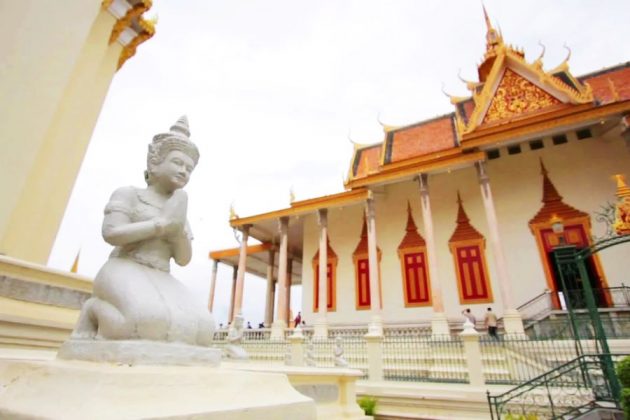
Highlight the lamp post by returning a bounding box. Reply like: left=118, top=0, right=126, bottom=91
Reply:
left=552, top=217, right=620, bottom=401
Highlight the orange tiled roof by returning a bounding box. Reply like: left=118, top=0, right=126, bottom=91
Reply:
left=351, top=50, right=630, bottom=179
left=398, top=202, right=426, bottom=249
left=449, top=194, right=484, bottom=243
left=385, top=114, right=458, bottom=164
left=352, top=145, right=381, bottom=178
left=580, top=63, right=630, bottom=104
left=529, top=160, right=588, bottom=225
left=312, top=235, right=338, bottom=262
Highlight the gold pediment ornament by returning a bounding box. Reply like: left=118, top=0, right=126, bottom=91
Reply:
left=454, top=22, right=594, bottom=136
left=614, top=174, right=630, bottom=236
left=482, top=69, right=561, bottom=124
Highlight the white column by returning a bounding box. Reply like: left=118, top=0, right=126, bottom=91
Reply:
left=228, top=265, right=237, bottom=324
left=476, top=162, right=524, bottom=335
left=232, top=224, right=250, bottom=321
left=417, top=174, right=450, bottom=335
left=286, top=258, right=293, bottom=324
left=365, top=196, right=383, bottom=335
left=207, top=259, right=218, bottom=312
left=272, top=217, right=289, bottom=338
left=314, top=208, right=329, bottom=339
left=264, top=249, right=276, bottom=327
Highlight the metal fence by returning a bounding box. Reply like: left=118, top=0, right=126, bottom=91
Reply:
left=525, top=311, right=630, bottom=340
left=487, top=354, right=625, bottom=419
left=480, top=335, right=581, bottom=385
left=211, top=323, right=629, bottom=387
left=383, top=332, right=467, bottom=383
left=518, top=287, right=630, bottom=324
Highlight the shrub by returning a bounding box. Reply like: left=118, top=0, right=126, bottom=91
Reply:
left=617, top=356, right=630, bottom=418
left=358, top=396, right=377, bottom=416
left=616, top=355, right=630, bottom=388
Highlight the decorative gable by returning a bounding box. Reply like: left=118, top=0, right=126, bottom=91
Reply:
left=482, top=68, right=562, bottom=125
left=451, top=8, right=594, bottom=137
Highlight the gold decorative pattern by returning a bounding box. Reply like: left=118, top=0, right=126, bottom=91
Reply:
left=109, top=0, right=153, bottom=45
left=482, top=69, right=561, bottom=124
left=614, top=174, right=630, bottom=235
left=117, top=17, right=156, bottom=70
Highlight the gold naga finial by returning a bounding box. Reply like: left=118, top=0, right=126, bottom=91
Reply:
left=289, top=187, right=296, bottom=204
left=608, top=78, right=620, bottom=102
left=457, top=69, right=479, bottom=92
left=229, top=203, right=238, bottom=220
left=549, top=43, right=572, bottom=74
left=441, top=82, right=469, bottom=104
left=533, top=41, right=546, bottom=69
left=377, top=112, right=400, bottom=133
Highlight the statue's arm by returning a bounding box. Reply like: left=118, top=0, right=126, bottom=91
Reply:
left=170, top=222, right=192, bottom=266
left=102, top=187, right=160, bottom=246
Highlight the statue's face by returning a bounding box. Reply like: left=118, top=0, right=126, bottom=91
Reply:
left=151, top=150, right=195, bottom=191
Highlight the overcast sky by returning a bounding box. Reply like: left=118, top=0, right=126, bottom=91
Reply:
left=48, top=1, right=630, bottom=326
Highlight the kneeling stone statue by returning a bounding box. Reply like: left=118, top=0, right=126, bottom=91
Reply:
left=58, top=116, right=219, bottom=365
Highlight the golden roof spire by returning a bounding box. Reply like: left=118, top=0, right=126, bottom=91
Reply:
left=529, top=160, right=588, bottom=225
left=449, top=192, right=484, bottom=242
left=397, top=201, right=426, bottom=250
left=482, top=3, right=492, bottom=31
left=482, top=4, right=503, bottom=51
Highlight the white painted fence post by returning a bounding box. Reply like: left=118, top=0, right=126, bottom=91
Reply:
left=365, top=332, right=384, bottom=381
left=460, top=320, right=485, bottom=386
left=288, top=327, right=305, bottom=366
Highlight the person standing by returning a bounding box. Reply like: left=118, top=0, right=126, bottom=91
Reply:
left=462, top=308, right=476, bottom=328
left=484, top=307, right=498, bottom=339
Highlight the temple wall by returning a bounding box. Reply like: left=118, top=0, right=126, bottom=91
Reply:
left=301, top=130, right=630, bottom=325
left=0, top=2, right=125, bottom=264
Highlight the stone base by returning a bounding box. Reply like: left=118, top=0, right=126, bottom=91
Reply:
left=313, top=317, right=328, bottom=339
left=0, top=359, right=316, bottom=419
left=57, top=338, right=222, bottom=366
left=270, top=320, right=286, bottom=339
left=431, top=312, right=450, bottom=336
left=502, top=309, right=526, bottom=336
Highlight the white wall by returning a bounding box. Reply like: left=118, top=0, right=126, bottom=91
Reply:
left=301, top=129, right=630, bottom=325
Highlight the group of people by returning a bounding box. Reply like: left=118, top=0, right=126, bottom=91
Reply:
left=462, top=307, right=498, bottom=339
left=217, top=312, right=305, bottom=330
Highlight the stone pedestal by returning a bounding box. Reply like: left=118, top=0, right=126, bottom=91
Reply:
left=502, top=308, right=525, bottom=336
left=313, top=317, right=328, bottom=339
left=271, top=320, right=287, bottom=340
left=58, top=339, right=222, bottom=366
left=0, top=359, right=316, bottom=419
left=460, top=322, right=484, bottom=386
left=288, top=330, right=305, bottom=366
left=365, top=333, right=384, bottom=382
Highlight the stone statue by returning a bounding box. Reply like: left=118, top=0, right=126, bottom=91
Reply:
left=333, top=336, right=348, bottom=367
left=58, top=117, right=219, bottom=365
left=224, top=314, right=248, bottom=359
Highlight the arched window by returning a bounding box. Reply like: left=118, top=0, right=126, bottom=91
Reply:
left=448, top=194, right=493, bottom=304
left=397, top=202, right=431, bottom=307
left=352, top=216, right=382, bottom=310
